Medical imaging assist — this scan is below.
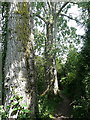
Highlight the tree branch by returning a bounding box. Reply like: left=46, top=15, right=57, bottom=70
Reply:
left=47, top=1, right=51, bottom=11
left=70, top=2, right=78, bottom=5
left=60, top=13, right=82, bottom=24
left=56, top=2, right=69, bottom=18
left=35, top=14, right=47, bottom=23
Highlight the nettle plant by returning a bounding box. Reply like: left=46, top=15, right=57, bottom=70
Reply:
left=0, top=95, right=32, bottom=119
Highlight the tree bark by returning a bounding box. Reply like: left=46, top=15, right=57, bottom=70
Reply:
left=44, top=3, right=59, bottom=95
left=4, top=2, right=38, bottom=119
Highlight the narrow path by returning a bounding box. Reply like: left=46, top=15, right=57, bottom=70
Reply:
left=53, top=92, right=72, bottom=120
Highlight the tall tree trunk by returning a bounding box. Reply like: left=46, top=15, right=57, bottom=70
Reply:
left=4, top=2, right=38, bottom=119
left=44, top=3, right=59, bottom=95
left=53, top=3, right=59, bottom=95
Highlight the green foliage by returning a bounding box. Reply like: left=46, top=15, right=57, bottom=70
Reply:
left=35, top=56, right=64, bottom=119
left=72, top=99, right=87, bottom=118
left=0, top=95, right=32, bottom=120
left=0, top=105, right=7, bottom=119
left=67, top=3, right=90, bottom=118
left=72, top=96, right=90, bottom=118
left=38, top=94, right=62, bottom=119
left=60, top=48, right=79, bottom=98
left=34, top=31, right=46, bottom=54
left=78, top=2, right=90, bottom=9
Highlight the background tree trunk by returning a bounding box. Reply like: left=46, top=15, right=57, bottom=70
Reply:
left=44, top=3, right=59, bottom=95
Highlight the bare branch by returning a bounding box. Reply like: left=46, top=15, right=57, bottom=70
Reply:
left=60, top=13, right=82, bottom=24
left=35, top=14, right=47, bottom=23
left=47, top=1, right=51, bottom=11
left=56, top=2, right=69, bottom=18
left=70, top=2, right=78, bottom=5
left=40, top=86, right=49, bottom=96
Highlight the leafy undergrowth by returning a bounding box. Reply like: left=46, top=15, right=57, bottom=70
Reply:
left=38, top=92, right=63, bottom=119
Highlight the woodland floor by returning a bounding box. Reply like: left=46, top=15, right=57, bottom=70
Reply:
left=52, top=92, right=73, bottom=120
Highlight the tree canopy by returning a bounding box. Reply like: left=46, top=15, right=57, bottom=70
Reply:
left=0, top=1, right=90, bottom=120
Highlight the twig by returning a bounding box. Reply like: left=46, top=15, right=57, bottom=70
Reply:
left=56, top=2, right=69, bottom=18
left=60, top=13, right=82, bottom=24
left=35, top=14, right=47, bottom=23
